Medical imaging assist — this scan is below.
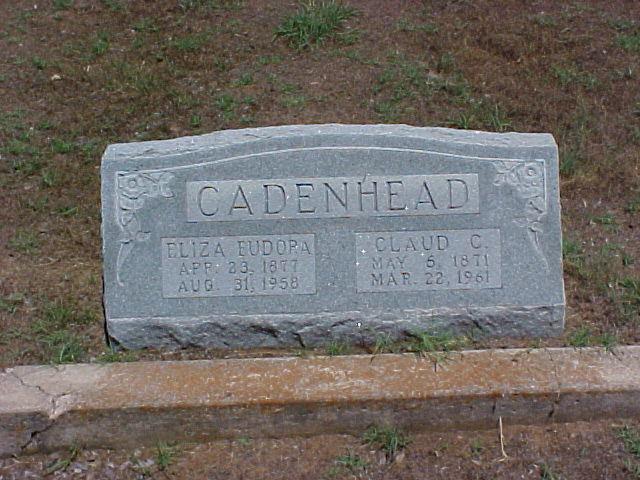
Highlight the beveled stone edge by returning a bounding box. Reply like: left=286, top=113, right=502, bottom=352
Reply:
left=1, top=346, right=638, bottom=457
left=102, top=124, right=558, bottom=163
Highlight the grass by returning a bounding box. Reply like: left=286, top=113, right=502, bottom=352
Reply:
left=0, top=293, right=24, bottom=314
left=540, top=463, right=563, bottom=480
left=98, top=348, right=139, bottom=363
left=155, top=442, right=178, bottom=471
left=41, top=169, right=57, bottom=188
left=372, top=332, right=396, bottom=354
left=172, top=33, right=210, bottom=52
left=591, top=213, right=618, bottom=231
left=233, top=72, right=254, bottom=86
left=617, top=34, right=640, bottom=52
left=470, top=438, right=484, bottom=457
left=92, top=32, right=110, bottom=56
left=8, top=229, right=39, bottom=254
left=559, top=147, right=581, bottom=176
left=405, top=331, right=468, bottom=356
left=101, top=0, right=124, bottom=11
left=551, top=65, right=598, bottom=89
left=325, top=340, right=351, bottom=356
left=53, top=0, right=73, bottom=11
left=133, top=18, right=158, bottom=34
left=568, top=326, right=592, bottom=347
left=395, top=18, right=438, bottom=34
left=275, top=1, right=357, bottom=50
left=43, top=447, right=79, bottom=475
left=618, top=278, right=640, bottom=319
left=327, top=451, right=368, bottom=476
left=619, top=424, right=640, bottom=477
left=567, top=326, right=618, bottom=351
left=51, top=138, right=74, bottom=154
left=32, top=56, right=47, bottom=70
left=562, top=238, right=585, bottom=276
left=363, top=426, right=409, bottom=462
left=216, top=93, right=237, bottom=121
left=30, top=300, right=94, bottom=364
left=618, top=425, right=640, bottom=457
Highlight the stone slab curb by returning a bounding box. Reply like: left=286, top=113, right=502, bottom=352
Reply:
left=2, top=346, right=640, bottom=457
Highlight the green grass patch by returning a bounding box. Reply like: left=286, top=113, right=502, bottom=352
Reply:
left=567, top=326, right=592, bottom=347
left=395, top=18, right=438, bottom=34
left=172, top=33, right=209, bottom=52
left=618, top=426, right=640, bottom=457
left=540, top=463, right=564, bottom=480
left=155, top=442, right=178, bottom=471
left=53, top=0, right=73, bottom=11
left=101, top=0, right=125, bottom=11
left=591, top=212, right=618, bottom=231
left=8, top=229, right=39, bottom=254
left=533, top=14, right=557, bottom=27
left=566, top=326, right=618, bottom=350
left=559, top=147, right=581, bottom=176
left=328, top=451, right=368, bottom=476
left=32, top=56, right=47, bottom=70
left=405, top=330, right=468, bottom=355
left=562, top=238, right=585, bottom=276
left=92, top=32, right=110, bottom=56
left=363, top=426, right=410, bottom=462
left=275, top=1, right=357, bottom=50
left=133, top=17, right=159, bottom=33
left=233, top=72, right=254, bottom=86
left=617, top=33, right=640, bottom=52
left=0, top=293, right=24, bottom=314
left=618, top=277, right=640, bottom=319
left=325, top=340, right=351, bottom=356
left=551, top=65, right=598, bottom=89
left=51, top=138, right=74, bottom=154
left=31, top=300, right=94, bottom=364
left=215, top=93, right=237, bottom=121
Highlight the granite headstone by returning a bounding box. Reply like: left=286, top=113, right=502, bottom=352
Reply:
left=101, top=124, right=565, bottom=349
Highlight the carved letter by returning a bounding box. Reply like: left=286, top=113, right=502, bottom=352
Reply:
left=448, top=179, right=469, bottom=209
left=198, top=186, right=218, bottom=216
left=296, top=183, right=316, bottom=213
left=415, top=181, right=437, bottom=210
left=386, top=180, right=406, bottom=211
left=229, top=185, right=253, bottom=215
left=264, top=184, right=286, bottom=214
left=357, top=181, right=378, bottom=211
left=324, top=182, right=348, bottom=212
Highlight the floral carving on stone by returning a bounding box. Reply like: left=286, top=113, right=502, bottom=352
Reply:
left=115, top=171, right=175, bottom=286
left=493, top=160, right=548, bottom=267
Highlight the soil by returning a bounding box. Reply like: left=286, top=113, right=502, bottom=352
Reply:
left=0, top=0, right=640, bottom=476
left=1, top=420, right=640, bottom=479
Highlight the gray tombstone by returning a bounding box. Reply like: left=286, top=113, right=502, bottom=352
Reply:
left=101, top=124, right=565, bottom=349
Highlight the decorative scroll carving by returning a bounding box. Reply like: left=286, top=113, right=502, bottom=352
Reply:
left=493, top=161, right=548, bottom=267
left=115, top=171, right=175, bottom=286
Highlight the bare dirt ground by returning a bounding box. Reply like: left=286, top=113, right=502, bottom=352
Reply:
left=2, top=420, right=640, bottom=479
left=1, top=0, right=640, bottom=477
left=0, top=0, right=639, bottom=366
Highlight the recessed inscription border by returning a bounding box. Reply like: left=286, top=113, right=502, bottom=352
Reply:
left=160, top=233, right=317, bottom=298
left=355, top=228, right=502, bottom=294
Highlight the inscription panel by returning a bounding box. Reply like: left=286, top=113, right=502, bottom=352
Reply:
left=356, top=229, right=501, bottom=293
left=186, top=174, right=479, bottom=222
left=161, top=234, right=316, bottom=298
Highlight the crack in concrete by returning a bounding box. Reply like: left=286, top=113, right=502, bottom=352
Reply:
left=6, top=369, right=73, bottom=419
left=5, top=370, right=59, bottom=453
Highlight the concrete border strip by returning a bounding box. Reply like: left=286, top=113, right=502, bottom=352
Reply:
left=2, top=346, right=639, bottom=457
